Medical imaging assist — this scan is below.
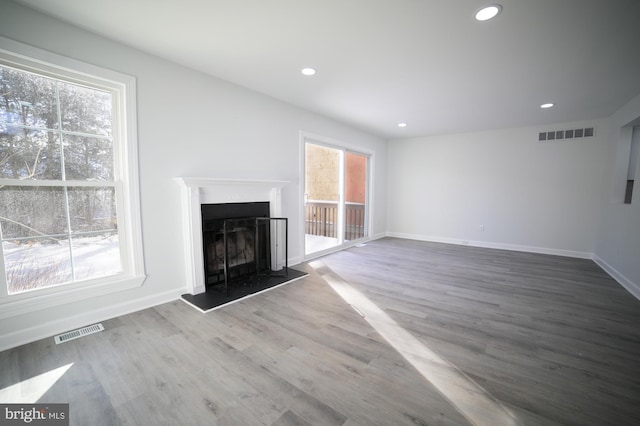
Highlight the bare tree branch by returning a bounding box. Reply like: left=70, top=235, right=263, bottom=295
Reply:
left=0, top=215, right=62, bottom=243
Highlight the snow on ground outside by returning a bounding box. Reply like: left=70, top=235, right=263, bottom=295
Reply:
left=3, top=235, right=121, bottom=293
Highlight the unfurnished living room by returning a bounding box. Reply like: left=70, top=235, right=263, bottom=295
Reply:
left=1, top=1, right=640, bottom=425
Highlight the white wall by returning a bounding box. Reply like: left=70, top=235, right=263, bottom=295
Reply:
left=387, top=120, right=610, bottom=257
left=594, top=93, right=640, bottom=299
left=0, top=0, right=387, bottom=350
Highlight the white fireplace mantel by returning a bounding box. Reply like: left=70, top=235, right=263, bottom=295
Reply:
left=175, top=177, right=289, bottom=295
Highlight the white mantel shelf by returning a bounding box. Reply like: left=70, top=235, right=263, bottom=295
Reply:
left=175, top=177, right=290, bottom=295
left=175, top=177, right=290, bottom=188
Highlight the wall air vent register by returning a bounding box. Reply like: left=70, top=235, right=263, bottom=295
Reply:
left=539, top=127, right=594, bottom=142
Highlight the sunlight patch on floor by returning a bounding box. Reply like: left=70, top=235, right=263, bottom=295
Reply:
left=310, top=260, right=520, bottom=426
left=0, top=363, right=73, bottom=403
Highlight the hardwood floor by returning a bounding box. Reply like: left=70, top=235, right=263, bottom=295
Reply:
left=1, top=237, right=639, bottom=425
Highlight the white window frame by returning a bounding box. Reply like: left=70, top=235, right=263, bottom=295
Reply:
left=0, top=36, right=146, bottom=318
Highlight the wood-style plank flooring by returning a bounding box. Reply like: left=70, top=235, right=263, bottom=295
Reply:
left=1, top=237, right=640, bottom=425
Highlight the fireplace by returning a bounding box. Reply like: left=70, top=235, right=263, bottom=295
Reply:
left=175, top=178, right=290, bottom=295
left=201, top=202, right=272, bottom=294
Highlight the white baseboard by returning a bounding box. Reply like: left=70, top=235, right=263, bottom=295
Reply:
left=370, top=232, right=388, bottom=241
left=288, top=255, right=303, bottom=266
left=385, top=232, right=593, bottom=259
left=593, top=255, right=640, bottom=301
left=0, top=289, right=182, bottom=352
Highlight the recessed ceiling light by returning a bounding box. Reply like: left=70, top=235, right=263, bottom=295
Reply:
left=398, top=122, right=407, bottom=128
left=301, top=67, right=316, bottom=76
left=540, top=103, right=555, bottom=109
left=474, top=4, right=502, bottom=21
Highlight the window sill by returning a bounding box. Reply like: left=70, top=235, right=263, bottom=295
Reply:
left=0, top=274, right=147, bottom=320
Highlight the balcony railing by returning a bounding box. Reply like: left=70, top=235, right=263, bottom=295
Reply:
left=305, top=201, right=365, bottom=240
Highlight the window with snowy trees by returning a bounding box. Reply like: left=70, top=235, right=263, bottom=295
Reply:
left=0, top=38, right=145, bottom=304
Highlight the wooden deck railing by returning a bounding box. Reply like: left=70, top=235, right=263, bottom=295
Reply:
left=344, top=202, right=366, bottom=240
left=305, top=201, right=365, bottom=240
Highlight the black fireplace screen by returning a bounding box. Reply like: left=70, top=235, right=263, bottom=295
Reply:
left=201, top=202, right=287, bottom=295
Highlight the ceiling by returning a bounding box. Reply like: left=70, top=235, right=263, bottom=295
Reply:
left=13, top=0, right=640, bottom=139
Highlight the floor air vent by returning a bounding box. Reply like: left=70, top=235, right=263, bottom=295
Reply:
left=54, top=323, right=104, bottom=344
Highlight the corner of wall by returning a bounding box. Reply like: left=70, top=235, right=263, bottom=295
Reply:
left=593, top=255, right=640, bottom=301
left=593, top=91, right=640, bottom=301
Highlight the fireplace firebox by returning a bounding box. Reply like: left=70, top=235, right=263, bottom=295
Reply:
left=201, top=202, right=288, bottom=295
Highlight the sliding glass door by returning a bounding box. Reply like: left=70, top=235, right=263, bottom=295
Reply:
left=304, top=142, right=369, bottom=257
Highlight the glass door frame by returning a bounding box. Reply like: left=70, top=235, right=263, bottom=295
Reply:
left=300, top=132, right=373, bottom=261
